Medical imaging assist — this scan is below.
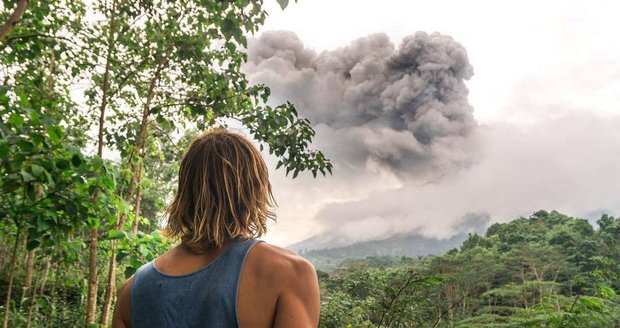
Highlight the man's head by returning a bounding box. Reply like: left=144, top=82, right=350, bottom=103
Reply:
left=165, top=128, right=276, bottom=252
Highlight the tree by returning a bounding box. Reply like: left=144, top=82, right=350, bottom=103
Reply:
left=2, top=0, right=333, bottom=325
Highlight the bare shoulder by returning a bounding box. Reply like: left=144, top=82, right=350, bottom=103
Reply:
left=112, top=276, right=133, bottom=328
left=249, top=242, right=320, bottom=327
left=246, top=242, right=317, bottom=294
left=249, top=242, right=317, bottom=285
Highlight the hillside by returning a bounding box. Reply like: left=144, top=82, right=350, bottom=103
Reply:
left=293, top=232, right=467, bottom=271
left=288, top=213, right=491, bottom=271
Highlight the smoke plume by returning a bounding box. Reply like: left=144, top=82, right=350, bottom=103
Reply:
left=244, top=31, right=478, bottom=179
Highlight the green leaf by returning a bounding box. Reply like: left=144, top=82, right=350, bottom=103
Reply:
left=8, top=113, right=24, bottom=127
left=579, top=296, right=604, bottom=310
left=124, top=266, right=137, bottom=278
left=20, top=171, right=35, bottom=182
left=30, top=133, right=45, bottom=144
left=36, top=216, right=50, bottom=230
left=102, top=177, right=115, bottom=190
left=17, top=140, right=34, bottom=152
left=92, top=156, right=104, bottom=169
left=108, top=230, right=125, bottom=240
left=598, top=285, right=616, bottom=298
left=221, top=17, right=236, bottom=40
left=71, top=154, right=82, bottom=167
left=30, top=164, right=45, bottom=177
left=47, top=126, right=63, bottom=144
left=26, top=239, right=40, bottom=251
left=87, top=217, right=100, bottom=229
left=0, top=142, right=10, bottom=157
left=56, top=159, right=70, bottom=170
left=276, top=0, right=289, bottom=10
left=116, top=251, right=129, bottom=262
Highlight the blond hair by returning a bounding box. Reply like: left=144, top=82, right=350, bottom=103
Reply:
left=164, top=128, right=276, bottom=252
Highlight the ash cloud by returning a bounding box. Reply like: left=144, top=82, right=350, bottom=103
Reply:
left=452, top=212, right=491, bottom=235
left=284, top=113, right=620, bottom=245
left=244, top=31, right=478, bottom=179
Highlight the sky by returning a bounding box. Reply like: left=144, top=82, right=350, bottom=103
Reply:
left=244, top=0, right=620, bottom=247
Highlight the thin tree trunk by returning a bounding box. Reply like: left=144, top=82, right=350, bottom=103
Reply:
left=21, top=249, right=35, bottom=301
left=2, top=228, right=22, bottom=328
left=22, top=181, right=38, bottom=302
left=99, top=252, right=117, bottom=325
left=132, top=162, right=144, bottom=235
left=462, top=288, right=469, bottom=314
left=446, top=284, right=454, bottom=322
left=0, top=233, right=7, bottom=271
left=86, top=0, right=119, bottom=323
left=25, top=264, right=40, bottom=328
left=50, top=262, right=60, bottom=301
left=99, top=164, right=139, bottom=324
left=49, top=262, right=61, bottom=323
left=85, top=228, right=99, bottom=324
left=99, top=58, right=165, bottom=325
left=26, top=255, right=51, bottom=328
left=0, top=0, right=28, bottom=43
left=99, top=157, right=140, bottom=325
left=37, top=256, right=51, bottom=295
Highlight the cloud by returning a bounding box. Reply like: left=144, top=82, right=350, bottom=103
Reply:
left=303, top=113, right=620, bottom=242
left=244, top=30, right=478, bottom=180
left=244, top=31, right=620, bottom=247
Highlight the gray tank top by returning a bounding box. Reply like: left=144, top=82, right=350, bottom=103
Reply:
left=130, top=238, right=263, bottom=328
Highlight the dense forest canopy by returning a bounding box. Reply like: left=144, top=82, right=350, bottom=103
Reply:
left=318, top=210, right=620, bottom=327
left=0, top=1, right=619, bottom=328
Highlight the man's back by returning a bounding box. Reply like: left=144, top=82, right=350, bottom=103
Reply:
left=113, top=129, right=320, bottom=327
left=112, top=239, right=320, bottom=327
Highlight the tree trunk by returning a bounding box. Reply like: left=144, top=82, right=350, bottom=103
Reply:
left=21, top=249, right=35, bottom=301
left=21, top=148, right=43, bottom=306
left=0, top=0, right=28, bottom=43
left=132, top=163, right=144, bottom=235
left=2, top=228, right=21, bottom=328
left=86, top=0, right=119, bottom=323
left=446, top=284, right=454, bottom=322
left=25, top=256, right=49, bottom=327
left=0, top=233, right=7, bottom=270
left=50, top=262, right=60, bottom=301
left=25, top=271, right=38, bottom=328
left=85, top=227, right=99, bottom=324
left=99, top=157, right=140, bottom=325
left=37, top=256, right=51, bottom=295
left=99, top=58, right=164, bottom=326
left=434, top=292, right=442, bottom=325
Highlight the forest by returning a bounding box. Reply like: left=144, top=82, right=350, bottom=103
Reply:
left=318, top=210, right=620, bottom=327
left=1, top=1, right=619, bottom=327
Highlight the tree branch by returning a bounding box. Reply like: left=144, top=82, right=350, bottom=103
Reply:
left=0, top=0, right=28, bottom=43
left=432, top=288, right=477, bottom=328
left=377, top=271, right=425, bottom=328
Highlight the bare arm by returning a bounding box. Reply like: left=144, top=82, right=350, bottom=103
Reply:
left=112, top=277, right=133, bottom=328
left=273, top=258, right=320, bottom=328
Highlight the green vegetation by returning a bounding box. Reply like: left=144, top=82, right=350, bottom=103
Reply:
left=1, top=2, right=619, bottom=328
left=0, top=0, right=330, bottom=326
left=317, top=211, right=620, bottom=327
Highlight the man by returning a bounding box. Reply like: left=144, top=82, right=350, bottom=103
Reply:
left=112, top=128, right=320, bottom=327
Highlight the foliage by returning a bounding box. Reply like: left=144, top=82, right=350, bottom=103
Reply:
left=0, top=0, right=331, bottom=326
left=1, top=0, right=619, bottom=327
left=317, top=211, right=620, bottom=327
